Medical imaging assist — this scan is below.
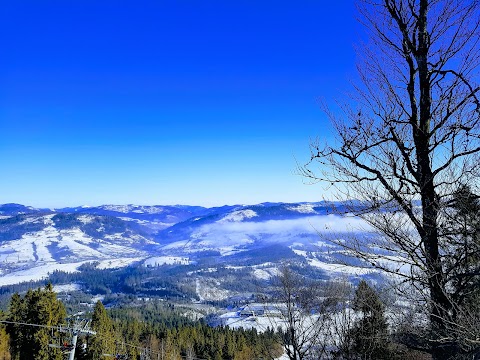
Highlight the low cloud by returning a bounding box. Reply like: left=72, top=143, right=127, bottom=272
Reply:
left=198, top=215, right=372, bottom=237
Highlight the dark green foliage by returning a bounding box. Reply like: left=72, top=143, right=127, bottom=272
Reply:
left=109, top=302, right=283, bottom=360
left=352, top=281, right=385, bottom=315
left=441, top=185, right=480, bottom=357
left=7, top=284, right=66, bottom=360
left=3, top=289, right=282, bottom=360
left=87, top=301, right=115, bottom=360
left=0, top=326, right=10, bottom=360
left=350, top=281, right=392, bottom=360
left=47, top=264, right=198, bottom=300
left=447, top=186, right=480, bottom=303
left=0, top=312, right=10, bottom=360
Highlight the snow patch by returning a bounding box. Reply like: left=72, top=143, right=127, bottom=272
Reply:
left=53, top=283, right=82, bottom=293
left=292, top=249, right=374, bottom=276
left=144, top=256, right=190, bottom=266
left=195, top=278, right=230, bottom=301
left=287, top=204, right=317, bottom=214
left=101, top=205, right=166, bottom=214
left=78, top=215, right=95, bottom=224
left=218, top=210, right=257, bottom=223
left=0, top=262, right=85, bottom=286
left=95, top=257, right=143, bottom=269
left=91, top=295, right=105, bottom=303
left=252, top=266, right=280, bottom=280
left=101, top=205, right=132, bottom=213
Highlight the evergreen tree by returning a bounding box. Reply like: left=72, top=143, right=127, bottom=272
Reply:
left=7, top=293, right=23, bottom=360
left=350, top=281, right=392, bottom=360
left=121, top=319, right=141, bottom=360
left=87, top=301, right=115, bottom=360
left=0, top=326, right=11, bottom=360
left=222, top=330, right=235, bottom=360
left=442, top=185, right=480, bottom=355
left=7, top=284, right=66, bottom=360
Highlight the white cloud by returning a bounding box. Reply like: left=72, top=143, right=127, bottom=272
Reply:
left=199, top=215, right=372, bottom=236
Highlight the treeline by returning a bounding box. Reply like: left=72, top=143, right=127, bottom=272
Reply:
left=0, top=285, right=283, bottom=360
left=93, top=304, right=282, bottom=360
left=51, top=213, right=150, bottom=240
left=49, top=263, right=198, bottom=300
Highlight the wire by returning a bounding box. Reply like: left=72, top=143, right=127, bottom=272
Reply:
left=0, top=319, right=58, bottom=330
left=0, top=319, right=220, bottom=360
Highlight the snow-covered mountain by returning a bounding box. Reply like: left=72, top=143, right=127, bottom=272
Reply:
left=156, top=202, right=376, bottom=274
left=55, top=204, right=240, bottom=230
left=0, top=203, right=47, bottom=216
left=0, top=202, right=383, bottom=288
left=0, top=211, right=155, bottom=285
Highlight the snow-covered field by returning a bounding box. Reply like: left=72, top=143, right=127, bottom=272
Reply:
left=217, top=209, right=258, bottom=223
left=53, top=283, right=82, bottom=293
left=292, top=249, right=375, bottom=276
left=286, top=203, right=317, bottom=214
left=144, top=256, right=191, bottom=266
left=195, top=278, right=231, bottom=301
left=95, top=257, right=144, bottom=269
left=0, top=262, right=85, bottom=286
left=0, top=256, right=146, bottom=286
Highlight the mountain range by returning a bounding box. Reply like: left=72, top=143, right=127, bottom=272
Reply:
left=0, top=202, right=385, bottom=301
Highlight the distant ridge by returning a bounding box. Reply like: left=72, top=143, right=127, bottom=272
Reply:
left=0, top=201, right=386, bottom=287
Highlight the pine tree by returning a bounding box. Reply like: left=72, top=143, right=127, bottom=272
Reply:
left=222, top=330, right=235, bottom=360
left=0, top=326, right=11, bottom=360
left=87, top=301, right=115, bottom=360
left=8, top=293, right=23, bottom=360
left=443, top=185, right=480, bottom=354
left=122, top=319, right=141, bottom=360
left=350, top=281, right=392, bottom=360
left=7, top=284, right=66, bottom=360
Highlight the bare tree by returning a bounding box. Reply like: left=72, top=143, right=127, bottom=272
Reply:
left=272, top=265, right=332, bottom=360
left=301, top=0, right=480, bottom=358
left=321, top=279, right=357, bottom=360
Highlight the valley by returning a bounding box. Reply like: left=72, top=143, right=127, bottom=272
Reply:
left=0, top=202, right=384, bottom=313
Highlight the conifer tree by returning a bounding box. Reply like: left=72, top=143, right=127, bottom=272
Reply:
left=351, top=281, right=392, bottom=360
left=0, top=326, right=11, bottom=360
left=122, top=319, right=141, bottom=360
left=442, top=185, right=480, bottom=354
left=7, top=293, right=23, bottom=360
left=87, top=301, right=115, bottom=360
left=7, top=284, right=66, bottom=360
left=222, top=330, right=235, bottom=360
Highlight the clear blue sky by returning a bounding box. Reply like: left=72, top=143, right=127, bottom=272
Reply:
left=0, top=1, right=360, bottom=207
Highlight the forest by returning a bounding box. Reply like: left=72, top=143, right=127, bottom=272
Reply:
left=0, top=281, right=438, bottom=360
left=0, top=284, right=283, bottom=360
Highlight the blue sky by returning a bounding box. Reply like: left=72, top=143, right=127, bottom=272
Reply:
left=0, top=1, right=360, bottom=207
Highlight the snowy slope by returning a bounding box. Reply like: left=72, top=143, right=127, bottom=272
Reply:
left=0, top=212, right=155, bottom=282
left=0, top=202, right=388, bottom=287
left=56, top=204, right=213, bottom=230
